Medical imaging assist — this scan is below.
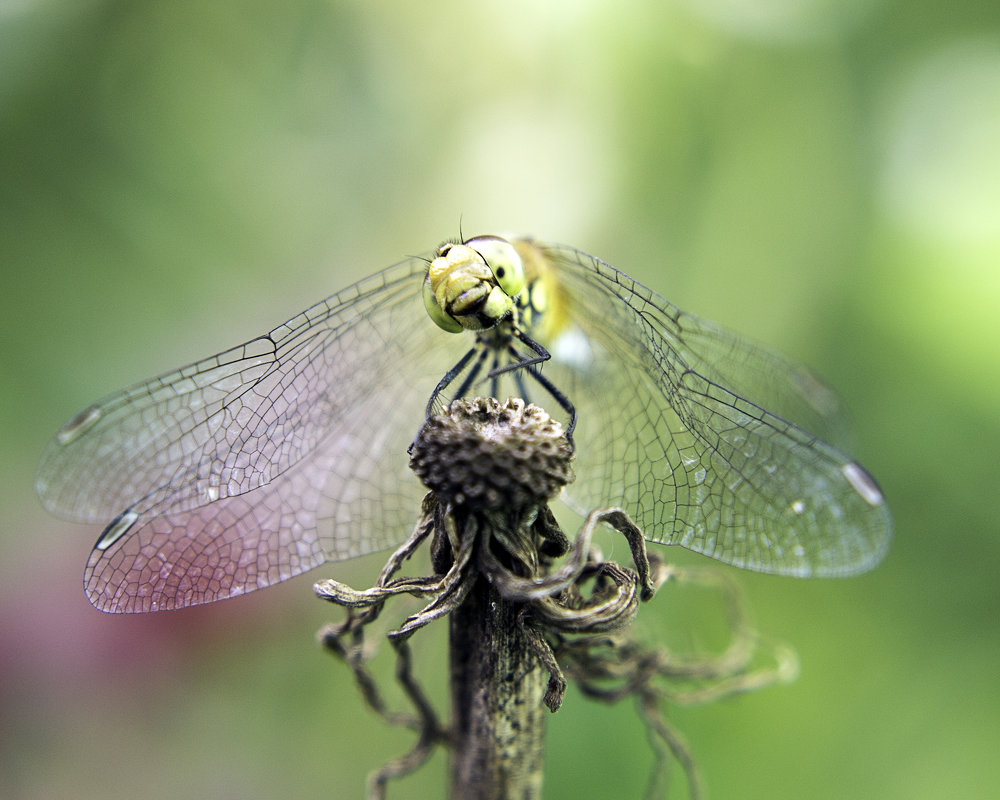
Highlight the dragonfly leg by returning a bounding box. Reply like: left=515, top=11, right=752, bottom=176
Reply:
left=513, top=368, right=530, bottom=407
left=488, top=349, right=501, bottom=400
left=423, top=344, right=495, bottom=422
left=491, top=330, right=577, bottom=447
left=452, top=347, right=490, bottom=402
left=524, top=365, right=577, bottom=447
left=485, top=328, right=552, bottom=379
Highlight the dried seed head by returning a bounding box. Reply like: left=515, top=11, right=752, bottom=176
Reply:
left=410, top=397, right=574, bottom=510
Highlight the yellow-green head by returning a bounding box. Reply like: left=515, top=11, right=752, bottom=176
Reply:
left=423, top=235, right=526, bottom=333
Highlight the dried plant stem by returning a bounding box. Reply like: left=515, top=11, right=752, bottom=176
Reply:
left=317, top=399, right=795, bottom=799
left=449, top=575, right=548, bottom=799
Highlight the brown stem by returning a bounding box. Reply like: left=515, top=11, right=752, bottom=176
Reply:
left=449, top=575, right=548, bottom=799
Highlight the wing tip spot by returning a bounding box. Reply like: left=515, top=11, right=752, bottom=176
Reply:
left=841, top=462, right=885, bottom=507
left=96, top=509, right=140, bottom=551
left=56, top=405, right=102, bottom=445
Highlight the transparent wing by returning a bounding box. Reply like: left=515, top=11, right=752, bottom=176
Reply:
left=527, top=243, right=891, bottom=577
left=39, top=236, right=892, bottom=611
left=37, top=255, right=462, bottom=611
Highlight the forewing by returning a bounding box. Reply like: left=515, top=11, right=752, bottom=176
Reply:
left=37, top=257, right=429, bottom=522
left=40, top=255, right=462, bottom=610
left=668, top=313, right=854, bottom=452
left=539, top=243, right=891, bottom=577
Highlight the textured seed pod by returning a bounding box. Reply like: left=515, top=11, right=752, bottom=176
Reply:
left=409, top=397, right=574, bottom=510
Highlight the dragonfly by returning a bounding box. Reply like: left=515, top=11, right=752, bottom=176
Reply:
left=36, top=235, right=892, bottom=613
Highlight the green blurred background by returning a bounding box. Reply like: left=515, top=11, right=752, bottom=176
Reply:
left=3, top=1, right=998, bottom=798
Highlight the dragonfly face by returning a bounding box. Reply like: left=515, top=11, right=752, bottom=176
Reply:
left=37, top=234, right=892, bottom=612
left=418, top=235, right=576, bottom=439
left=423, top=235, right=526, bottom=333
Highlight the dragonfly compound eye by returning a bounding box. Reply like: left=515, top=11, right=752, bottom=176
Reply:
left=423, top=274, right=463, bottom=333
left=466, top=235, right=526, bottom=298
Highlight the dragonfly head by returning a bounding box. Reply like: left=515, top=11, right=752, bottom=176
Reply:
left=423, top=235, right=526, bottom=333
